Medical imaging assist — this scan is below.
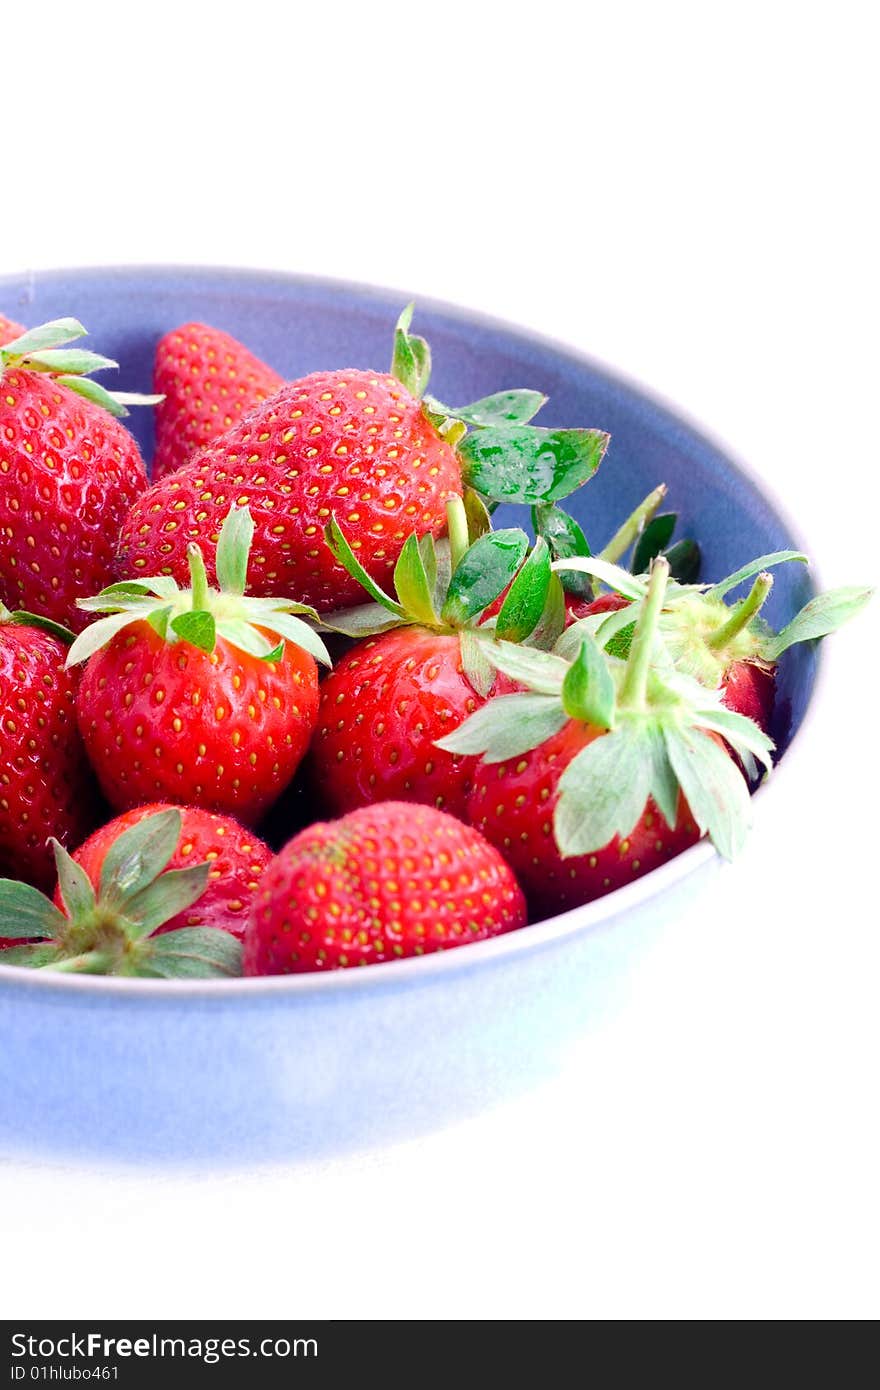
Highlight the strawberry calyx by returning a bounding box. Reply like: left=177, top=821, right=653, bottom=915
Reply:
left=0, top=602, right=75, bottom=644
left=0, top=317, right=163, bottom=419
left=437, top=556, right=776, bottom=861
left=65, top=505, right=331, bottom=670
left=553, top=550, right=874, bottom=689
left=322, top=497, right=567, bottom=695
left=390, top=304, right=609, bottom=511
left=0, top=810, right=242, bottom=978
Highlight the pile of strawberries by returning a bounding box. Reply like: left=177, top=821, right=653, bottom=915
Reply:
left=0, top=306, right=870, bottom=978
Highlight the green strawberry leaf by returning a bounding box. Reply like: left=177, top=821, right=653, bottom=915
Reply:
left=66, top=610, right=149, bottom=666
left=214, top=618, right=284, bottom=662
left=686, top=702, right=774, bottom=772
left=663, top=724, right=752, bottom=861
left=20, top=348, right=118, bottom=376
left=148, top=606, right=172, bottom=640
left=0, top=879, right=66, bottom=940
left=524, top=571, right=567, bottom=650
left=426, top=389, right=547, bottom=428
left=393, top=533, right=438, bottom=627
left=171, top=610, right=217, bottom=652
left=554, top=725, right=653, bottom=857
left=391, top=303, right=431, bottom=398
left=533, top=502, right=593, bottom=599
left=631, top=513, right=677, bottom=574
left=458, top=629, right=497, bottom=699
left=560, top=635, right=616, bottom=729
left=52, top=841, right=97, bottom=921
left=0, top=608, right=76, bottom=644
left=478, top=637, right=569, bottom=694
left=215, top=503, right=254, bottom=596
left=320, top=602, right=409, bottom=639
left=99, top=809, right=182, bottom=908
left=551, top=555, right=648, bottom=601
left=762, top=585, right=874, bottom=660
left=458, top=426, right=608, bottom=505
left=418, top=533, right=438, bottom=592
left=664, top=538, right=701, bottom=584
left=441, top=529, right=529, bottom=627
left=325, top=517, right=406, bottom=618
left=495, top=538, right=551, bottom=643
left=0, top=943, right=64, bottom=968
left=435, top=692, right=569, bottom=763
left=462, top=487, right=494, bottom=541
left=122, top=864, right=212, bottom=938
left=57, top=375, right=130, bottom=418
left=708, top=551, right=808, bottom=600
left=0, top=317, right=86, bottom=360
left=251, top=610, right=331, bottom=666
left=642, top=722, right=681, bottom=832
left=141, top=927, right=243, bottom=979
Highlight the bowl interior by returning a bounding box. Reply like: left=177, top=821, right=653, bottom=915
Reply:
left=0, top=265, right=817, bottom=750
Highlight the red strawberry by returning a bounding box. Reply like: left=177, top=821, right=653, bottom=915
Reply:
left=311, top=627, right=485, bottom=820
left=467, top=720, right=702, bottom=917
left=55, top=802, right=272, bottom=940
left=244, top=800, right=527, bottom=975
left=0, top=807, right=246, bottom=976
left=306, top=503, right=560, bottom=822
left=439, top=557, right=775, bottom=917
left=118, top=305, right=609, bottom=616
left=152, top=322, right=285, bottom=482
left=118, top=368, right=462, bottom=613
left=0, top=313, right=25, bottom=346
left=68, top=504, right=328, bottom=826
left=0, top=606, right=99, bottom=892
left=0, top=318, right=151, bottom=631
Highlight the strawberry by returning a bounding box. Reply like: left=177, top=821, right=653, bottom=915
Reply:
left=243, top=800, right=527, bottom=975
left=0, top=605, right=99, bottom=892
left=152, top=322, right=285, bottom=482
left=0, top=318, right=156, bottom=631
left=558, top=552, right=873, bottom=732
left=54, top=802, right=272, bottom=941
left=117, top=306, right=609, bottom=614
left=466, top=719, right=703, bottom=917
left=439, top=557, right=776, bottom=917
left=0, top=808, right=245, bottom=976
left=307, top=499, right=566, bottom=821
left=0, top=313, right=25, bottom=346
left=67, top=504, right=329, bottom=826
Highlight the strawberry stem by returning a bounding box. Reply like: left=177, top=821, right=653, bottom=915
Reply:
left=187, top=543, right=210, bottom=612
left=447, top=496, right=470, bottom=571
left=706, top=572, right=773, bottom=650
left=599, top=484, right=668, bottom=565
left=619, top=555, right=670, bottom=709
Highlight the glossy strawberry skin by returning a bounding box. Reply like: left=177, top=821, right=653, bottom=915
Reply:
left=0, top=369, right=148, bottom=630
left=308, top=628, right=488, bottom=822
left=467, top=720, right=701, bottom=918
left=152, top=322, right=285, bottom=482
left=0, top=620, right=99, bottom=891
left=244, top=800, right=527, bottom=975
left=75, top=622, right=319, bottom=826
left=118, top=370, right=462, bottom=612
left=0, top=314, right=25, bottom=346
left=54, top=802, right=272, bottom=940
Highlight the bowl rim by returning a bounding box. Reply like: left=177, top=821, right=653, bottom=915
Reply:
left=0, top=263, right=825, bottom=1001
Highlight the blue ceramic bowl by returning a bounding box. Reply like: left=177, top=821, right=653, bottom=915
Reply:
left=0, top=267, right=817, bottom=1163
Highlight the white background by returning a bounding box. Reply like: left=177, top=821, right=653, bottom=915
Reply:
left=1, top=0, right=878, bottom=1320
